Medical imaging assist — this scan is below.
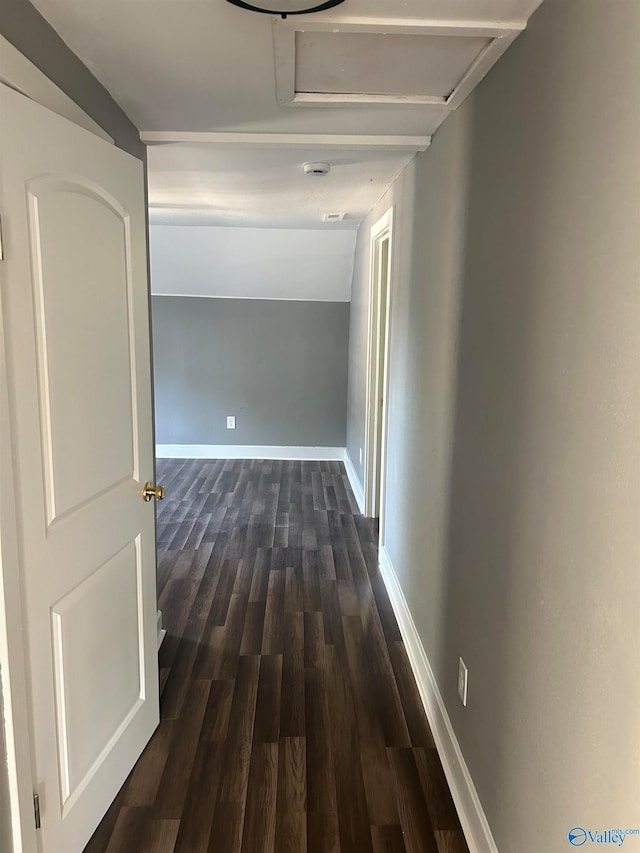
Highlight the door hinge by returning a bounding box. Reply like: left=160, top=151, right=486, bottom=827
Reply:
left=0, top=214, right=4, bottom=260
left=33, top=793, right=41, bottom=830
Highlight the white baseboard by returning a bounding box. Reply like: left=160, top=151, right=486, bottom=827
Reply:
left=156, top=444, right=345, bottom=461
left=157, top=445, right=367, bottom=514
left=343, top=450, right=365, bottom=514
left=157, top=609, right=166, bottom=651
left=378, top=545, right=498, bottom=853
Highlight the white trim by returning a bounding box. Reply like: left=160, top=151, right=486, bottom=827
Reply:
left=364, top=206, right=394, bottom=537
left=291, top=92, right=448, bottom=108
left=276, top=15, right=525, bottom=34
left=150, top=292, right=351, bottom=303
left=272, top=16, right=523, bottom=110
left=0, top=200, right=38, bottom=852
left=445, top=31, right=518, bottom=109
left=343, top=450, right=365, bottom=514
left=140, top=131, right=431, bottom=151
left=156, top=444, right=345, bottom=461
left=378, top=546, right=498, bottom=853
left=149, top=292, right=351, bottom=303
left=156, top=610, right=166, bottom=650
left=0, top=37, right=113, bottom=144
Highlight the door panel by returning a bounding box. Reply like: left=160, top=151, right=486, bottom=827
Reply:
left=51, top=538, right=143, bottom=811
left=29, top=179, right=137, bottom=525
left=0, top=83, right=159, bottom=852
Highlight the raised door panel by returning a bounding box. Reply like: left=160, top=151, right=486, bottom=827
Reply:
left=28, top=179, right=137, bottom=527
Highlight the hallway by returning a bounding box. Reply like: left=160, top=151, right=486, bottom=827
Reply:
left=84, top=458, right=467, bottom=853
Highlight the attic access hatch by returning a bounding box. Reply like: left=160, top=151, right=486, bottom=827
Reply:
left=273, top=17, right=523, bottom=109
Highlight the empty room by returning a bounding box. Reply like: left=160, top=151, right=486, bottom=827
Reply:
left=0, top=1, right=638, bottom=852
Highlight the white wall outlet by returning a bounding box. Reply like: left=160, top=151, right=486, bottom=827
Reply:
left=359, top=447, right=363, bottom=465
left=226, top=415, right=236, bottom=429
left=458, top=657, right=469, bottom=707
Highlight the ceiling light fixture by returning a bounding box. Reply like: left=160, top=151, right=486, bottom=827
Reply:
left=225, top=0, right=346, bottom=19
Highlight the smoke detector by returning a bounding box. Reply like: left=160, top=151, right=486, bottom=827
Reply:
left=303, top=162, right=331, bottom=177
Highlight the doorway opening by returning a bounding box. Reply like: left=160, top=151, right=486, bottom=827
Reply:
left=364, top=207, right=394, bottom=544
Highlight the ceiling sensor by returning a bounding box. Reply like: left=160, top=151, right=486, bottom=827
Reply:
left=303, top=162, right=330, bottom=176
left=323, top=213, right=345, bottom=222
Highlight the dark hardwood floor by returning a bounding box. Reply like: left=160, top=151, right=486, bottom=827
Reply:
left=85, top=459, right=468, bottom=853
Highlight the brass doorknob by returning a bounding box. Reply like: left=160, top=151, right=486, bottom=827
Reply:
left=142, top=482, right=165, bottom=502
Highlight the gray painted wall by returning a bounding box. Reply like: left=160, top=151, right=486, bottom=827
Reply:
left=0, top=4, right=148, bottom=848
left=347, top=1, right=640, bottom=850
left=153, top=296, right=349, bottom=447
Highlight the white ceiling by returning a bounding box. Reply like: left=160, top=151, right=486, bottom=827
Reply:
left=30, top=0, right=544, bottom=229
left=30, top=0, right=543, bottom=135
left=148, top=143, right=414, bottom=228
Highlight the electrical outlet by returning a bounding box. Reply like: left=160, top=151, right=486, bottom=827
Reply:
left=359, top=447, right=363, bottom=465
left=227, top=416, right=236, bottom=430
left=458, top=657, right=468, bottom=707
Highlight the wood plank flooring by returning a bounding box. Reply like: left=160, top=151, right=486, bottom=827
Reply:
left=85, top=459, right=468, bottom=853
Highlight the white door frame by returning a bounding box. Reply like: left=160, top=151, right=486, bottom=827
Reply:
left=364, top=206, right=394, bottom=545
left=0, top=277, right=38, bottom=852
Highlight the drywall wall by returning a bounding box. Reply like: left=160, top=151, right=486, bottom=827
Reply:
left=0, top=0, right=144, bottom=159
left=150, top=225, right=356, bottom=301
left=153, top=296, right=349, bottom=447
left=347, top=1, right=640, bottom=850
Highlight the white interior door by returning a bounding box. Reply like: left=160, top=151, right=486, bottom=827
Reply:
left=0, top=84, right=159, bottom=851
